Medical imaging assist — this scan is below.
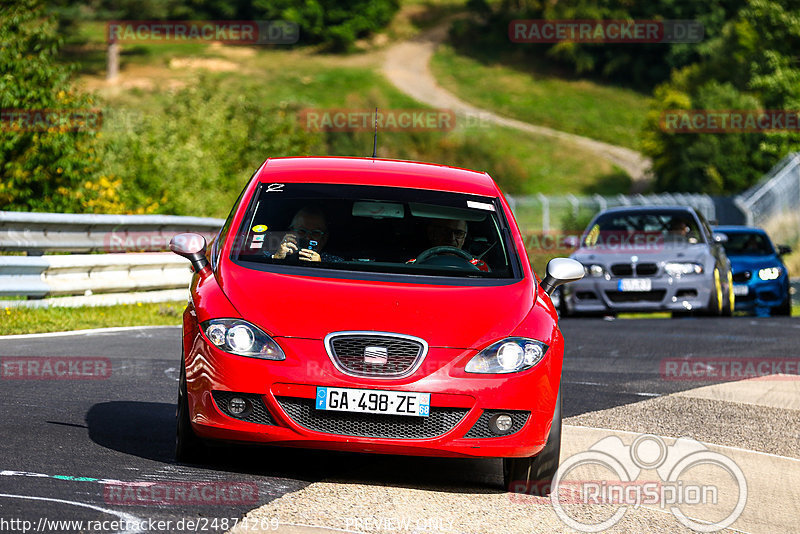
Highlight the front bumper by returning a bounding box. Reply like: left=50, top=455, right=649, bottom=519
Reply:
left=733, top=277, right=788, bottom=311
left=182, top=326, right=561, bottom=459
left=564, top=274, right=714, bottom=313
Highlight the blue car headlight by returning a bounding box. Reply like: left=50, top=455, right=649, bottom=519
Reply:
left=466, top=338, right=549, bottom=374
left=758, top=267, right=782, bottom=281
left=201, top=318, right=285, bottom=360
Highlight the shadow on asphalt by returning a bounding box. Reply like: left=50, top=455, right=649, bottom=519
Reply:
left=85, top=401, right=504, bottom=494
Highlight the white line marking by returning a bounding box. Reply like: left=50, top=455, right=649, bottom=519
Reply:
left=0, top=493, right=144, bottom=534
left=633, top=392, right=661, bottom=397
left=0, top=325, right=180, bottom=340
left=566, top=381, right=608, bottom=387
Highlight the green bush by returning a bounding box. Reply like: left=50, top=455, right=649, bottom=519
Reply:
left=98, top=77, right=318, bottom=217
left=0, top=0, right=108, bottom=212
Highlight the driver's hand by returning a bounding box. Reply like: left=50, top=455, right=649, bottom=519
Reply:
left=272, top=234, right=298, bottom=259
left=298, top=249, right=321, bottom=262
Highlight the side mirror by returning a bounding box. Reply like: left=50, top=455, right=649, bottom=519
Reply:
left=170, top=233, right=209, bottom=273
left=541, top=257, right=584, bottom=295
left=713, top=232, right=728, bottom=244
left=778, top=244, right=792, bottom=256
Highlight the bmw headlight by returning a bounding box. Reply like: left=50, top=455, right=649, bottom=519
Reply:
left=584, top=264, right=605, bottom=277
left=465, top=338, right=548, bottom=374
left=664, top=262, right=703, bottom=277
left=758, top=267, right=782, bottom=280
left=200, top=319, right=285, bottom=360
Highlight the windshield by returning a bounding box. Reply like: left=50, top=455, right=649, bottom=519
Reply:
left=582, top=210, right=703, bottom=248
left=721, top=232, right=775, bottom=256
left=230, top=183, right=517, bottom=280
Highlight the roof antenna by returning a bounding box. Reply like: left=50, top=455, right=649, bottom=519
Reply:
left=372, top=107, right=378, bottom=158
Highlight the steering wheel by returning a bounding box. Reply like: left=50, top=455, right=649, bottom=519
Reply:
left=415, top=246, right=480, bottom=270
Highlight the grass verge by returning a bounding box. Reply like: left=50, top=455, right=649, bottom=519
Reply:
left=430, top=44, right=651, bottom=151
left=0, top=301, right=185, bottom=335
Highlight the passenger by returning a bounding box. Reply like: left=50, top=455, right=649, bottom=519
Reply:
left=271, top=206, right=343, bottom=263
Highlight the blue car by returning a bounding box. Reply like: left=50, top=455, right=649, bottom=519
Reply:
left=714, top=226, right=792, bottom=316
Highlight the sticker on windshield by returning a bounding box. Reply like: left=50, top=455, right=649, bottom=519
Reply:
left=252, top=225, right=268, bottom=233
left=467, top=200, right=495, bottom=211
left=252, top=235, right=265, bottom=242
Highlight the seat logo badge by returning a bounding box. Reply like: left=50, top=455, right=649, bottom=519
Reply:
left=364, top=346, right=388, bottom=365
left=631, top=255, right=639, bottom=263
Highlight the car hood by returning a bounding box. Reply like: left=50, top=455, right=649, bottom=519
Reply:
left=218, top=263, right=535, bottom=349
left=728, top=254, right=783, bottom=273
left=571, top=243, right=709, bottom=266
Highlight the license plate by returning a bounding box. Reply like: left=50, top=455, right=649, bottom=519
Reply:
left=618, top=278, right=652, bottom=292
left=315, top=387, right=430, bottom=417
left=733, top=285, right=749, bottom=296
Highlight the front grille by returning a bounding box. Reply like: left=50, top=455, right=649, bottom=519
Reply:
left=212, top=391, right=276, bottom=425
left=576, top=291, right=598, bottom=300
left=326, top=333, right=426, bottom=378
left=276, top=397, right=468, bottom=439
left=463, top=410, right=530, bottom=438
left=606, top=290, right=666, bottom=303
left=733, top=271, right=752, bottom=283
left=636, top=263, right=659, bottom=276
left=611, top=263, right=658, bottom=277
left=610, top=264, right=633, bottom=276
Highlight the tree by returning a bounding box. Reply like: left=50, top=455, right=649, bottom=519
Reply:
left=0, top=0, right=121, bottom=212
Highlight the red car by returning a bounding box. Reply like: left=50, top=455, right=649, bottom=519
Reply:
left=170, top=157, right=583, bottom=493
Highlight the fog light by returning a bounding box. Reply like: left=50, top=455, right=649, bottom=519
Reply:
left=228, top=397, right=248, bottom=416
left=489, top=413, right=514, bottom=435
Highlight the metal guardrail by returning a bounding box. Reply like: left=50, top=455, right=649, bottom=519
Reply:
left=0, top=211, right=223, bottom=253
left=735, top=152, right=800, bottom=227
left=0, top=211, right=223, bottom=308
left=506, top=193, right=716, bottom=231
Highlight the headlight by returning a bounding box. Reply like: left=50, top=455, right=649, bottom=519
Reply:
left=200, top=319, right=285, bottom=360
left=664, top=262, right=703, bottom=277
left=465, top=338, right=548, bottom=374
left=584, top=264, right=605, bottom=277
left=758, top=267, right=782, bottom=280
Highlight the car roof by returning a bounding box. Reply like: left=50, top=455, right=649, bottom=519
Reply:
left=713, top=225, right=766, bottom=234
left=255, top=157, right=500, bottom=197
left=596, top=205, right=698, bottom=215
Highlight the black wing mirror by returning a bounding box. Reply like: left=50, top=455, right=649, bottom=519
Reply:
left=778, top=244, right=792, bottom=256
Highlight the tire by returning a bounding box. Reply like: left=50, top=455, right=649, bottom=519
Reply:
left=176, top=364, right=207, bottom=464
left=504, top=390, right=561, bottom=496
left=702, top=269, right=723, bottom=316
left=722, top=270, right=734, bottom=317
left=773, top=293, right=791, bottom=316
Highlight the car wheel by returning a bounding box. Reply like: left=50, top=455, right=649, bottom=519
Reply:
left=722, top=270, right=734, bottom=317
left=773, top=293, right=792, bottom=316
left=702, top=268, right=723, bottom=316
left=503, top=390, right=561, bottom=496
left=176, top=364, right=206, bottom=464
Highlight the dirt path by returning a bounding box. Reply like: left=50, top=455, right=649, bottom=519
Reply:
left=382, top=22, right=653, bottom=191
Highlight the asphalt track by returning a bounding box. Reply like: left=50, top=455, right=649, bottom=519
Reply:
left=0, top=316, right=797, bottom=533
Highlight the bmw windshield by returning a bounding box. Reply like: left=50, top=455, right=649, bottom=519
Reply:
left=230, top=183, right=519, bottom=280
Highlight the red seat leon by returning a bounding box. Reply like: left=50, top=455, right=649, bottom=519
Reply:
left=170, top=156, right=583, bottom=494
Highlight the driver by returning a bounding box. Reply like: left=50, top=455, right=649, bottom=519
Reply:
left=408, top=219, right=489, bottom=271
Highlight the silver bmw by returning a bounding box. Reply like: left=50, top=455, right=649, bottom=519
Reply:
left=560, top=206, right=735, bottom=317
